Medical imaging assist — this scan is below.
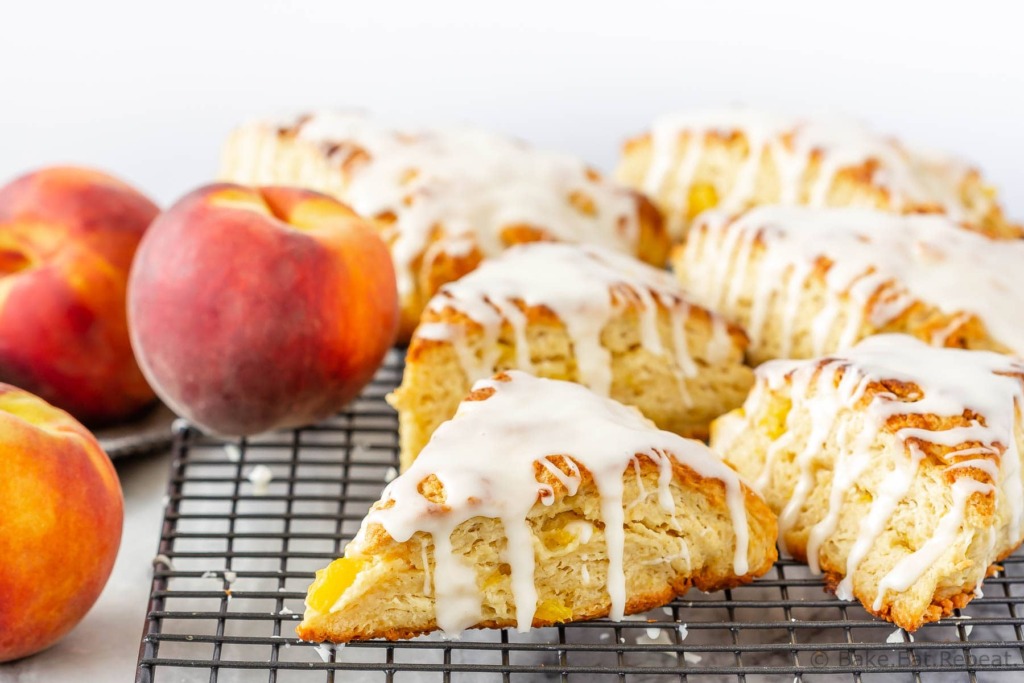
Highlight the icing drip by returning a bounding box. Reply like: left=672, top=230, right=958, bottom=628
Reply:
left=422, top=242, right=732, bottom=397
left=274, top=112, right=642, bottom=296
left=752, top=335, right=1024, bottom=600
left=765, top=358, right=876, bottom=562
left=872, top=478, right=994, bottom=610
left=564, top=520, right=594, bottom=544
left=836, top=445, right=922, bottom=601
left=680, top=206, right=1024, bottom=356
left=641, top=106, right=969, bottom=237
left=364, top=371, right=751, bottom=637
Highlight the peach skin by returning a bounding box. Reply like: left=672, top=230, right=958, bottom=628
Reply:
left=0, top=383, right=124, bottom=662
left=0, top=167, right=159, bottom=425
left=127, top=184, right=399, bottom=436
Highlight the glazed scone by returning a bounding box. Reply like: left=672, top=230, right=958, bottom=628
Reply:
left=221, top=112, right=669, bottom=339
left=712, top=335, right=1024, bottom=630
left=673, top=206, right=1024, bottom=365
left=617, top=106, right=1021, bottom=241
left=389, top=242, right=753, bottom=469
left=299, top=371, right=777, bottom=643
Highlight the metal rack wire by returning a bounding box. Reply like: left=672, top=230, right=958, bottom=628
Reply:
left=136, top=350, right=1024, bottom=682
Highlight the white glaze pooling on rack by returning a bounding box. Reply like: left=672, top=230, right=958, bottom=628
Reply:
left=257, top=112, right=642, bottom=296
left=641, top=106, right=968, bottom=237
left=420, top=242, right=734, bottom=398
left=680, top=206, right=1024, bottom=356
left=749, top=335, right=1024, bottom=602
left=361, top=371, right=752, bottom=637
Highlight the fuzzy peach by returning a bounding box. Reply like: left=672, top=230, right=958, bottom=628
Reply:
left=0, top=384, right=123, bottom=662
left=0, top=167, right=159, bottom=425
left=127, top=184, right=399, bottom=435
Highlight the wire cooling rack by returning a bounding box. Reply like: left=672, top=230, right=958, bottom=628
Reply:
left=136, top=349, right=1024, bottom=682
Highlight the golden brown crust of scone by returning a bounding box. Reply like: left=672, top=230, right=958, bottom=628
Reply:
left=819, top=570, right=973, bottom=632
left=632, top=191, right=671, bottom=265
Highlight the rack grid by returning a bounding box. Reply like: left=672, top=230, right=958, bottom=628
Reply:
left=136, top=350, right=1024, bottom=682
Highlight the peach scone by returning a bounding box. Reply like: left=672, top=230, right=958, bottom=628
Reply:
left=617, top=106, right=1020, bottom=241
left=299, top=371, right=777, bottom=643
left=388, top=242, right=753, bottom=469
left=712, top=335, right=1024, bottom=630
left=221, top=112, right=669, bottom=339
left=673, top=205, right=1024, bottom=365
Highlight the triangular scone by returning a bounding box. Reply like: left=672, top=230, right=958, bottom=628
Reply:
left=616, top=106, right=1020, bottom=241
left=388, top=242, right=753, bottom=469
left=712, top=335, right=1024, bottom=630
left=299, top=371, right=777, bottom=643
left=673, top=206, right=1024, bottom=365
left=220, top=112, right=668, bottom=340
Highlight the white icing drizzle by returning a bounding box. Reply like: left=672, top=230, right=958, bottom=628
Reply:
left=361, top=371, right=751, bottom=637
left=640, top=106, right=970, bottom=238
left=564, top=520, right=594, bottom=544
left=748, top=335, right=1024, bottom=601
left=680, top=206, right=1024, bottom=356
left=836, top=444, right=922, bottom=601
left=774, top=362, right=874, bottom=554
left=256, top=112, right=643, bottom=296
left=886, top=629, right=909, bottom=644
left=420, top=242, right=732, bottom=397
left=627, top=456, right=648, bottom=511
left=247, top=465, right=274, bottom=496
left=872, top=478, right=994, bottom=611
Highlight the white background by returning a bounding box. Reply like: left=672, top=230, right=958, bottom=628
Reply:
left=2, top=2, right=1024, bottom=680
left=2, top=0, right=1022, bottom=217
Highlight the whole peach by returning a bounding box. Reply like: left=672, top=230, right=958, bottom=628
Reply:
left=0, top=384, right=123, bottom=662
left=0, top=167, right=159, bottom=425
left=127, top=184, right=399, bottom=435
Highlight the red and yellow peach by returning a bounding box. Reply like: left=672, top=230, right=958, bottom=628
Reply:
left=0, top=167, right=159, bottom=425
left=0, top=384, right=123, bottom=662
left=127, top=184, right=399, bottom=435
